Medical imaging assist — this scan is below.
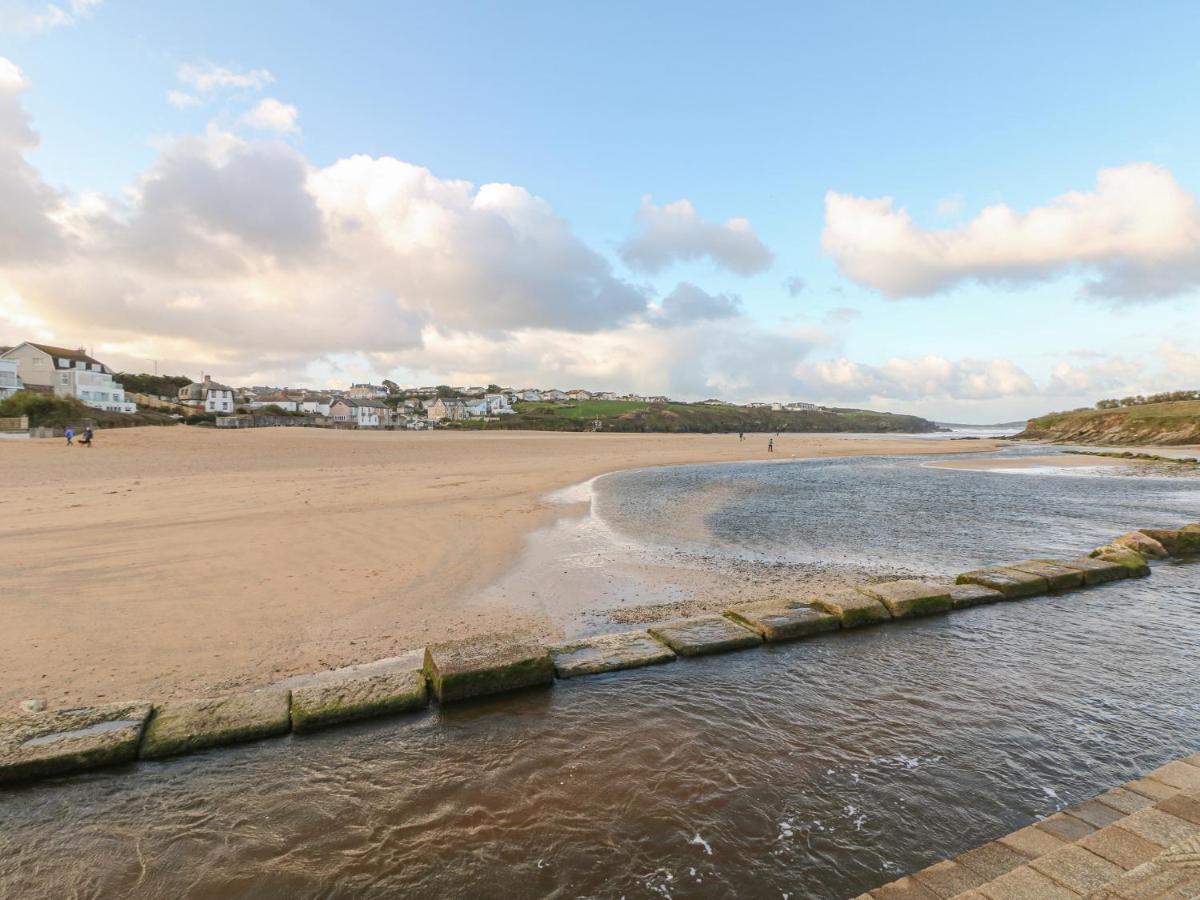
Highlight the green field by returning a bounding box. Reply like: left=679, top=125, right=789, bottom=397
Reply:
left=514, top=399, right=648, bottom=419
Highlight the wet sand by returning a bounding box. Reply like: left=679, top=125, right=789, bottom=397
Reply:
left=1, top=427, right=1007, bottom=709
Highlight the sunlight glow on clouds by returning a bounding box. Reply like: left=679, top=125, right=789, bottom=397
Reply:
left=0, top=0, right=99, bottom=34
left=241, top=97, right=299, bottom=133
left=620, top=195, right=773, bottom=276
left=823, top=163, right=1200, bottom=301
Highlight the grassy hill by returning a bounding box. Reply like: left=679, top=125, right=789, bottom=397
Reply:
left=459, top=400, right=939, bottom=434
left=1017, top=400, right=1200, bottom=445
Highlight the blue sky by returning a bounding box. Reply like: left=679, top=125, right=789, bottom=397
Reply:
left=2, top=0, right=1199, bottom=420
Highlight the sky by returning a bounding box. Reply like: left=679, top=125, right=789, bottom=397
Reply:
left=2, top=1, right=1199, bottom=421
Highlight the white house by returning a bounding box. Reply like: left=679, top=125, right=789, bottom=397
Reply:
left=565, top=389, right=593, bottom=401
left=330, top=397, right=390, bottom=427
left=484, top=393, right=514, bottom=415
left=462, top=397, right=489, bottom=417
left=179, top=376, right=236, bottom=414
left=541, top=389, right=567, bottom=402
left=245, top=391, right=299, bottom=412
left=0, top=358, right=21, bottom=401
left=518, top=389, right=542, bottom=402
left=1, top=342, right=136, bottom=413
left=299, top=394, right=332, bottom=416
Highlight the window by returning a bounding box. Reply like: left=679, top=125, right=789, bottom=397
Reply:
left=60, top=373, right=69, bottom=385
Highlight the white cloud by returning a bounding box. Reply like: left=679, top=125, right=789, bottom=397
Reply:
left=620, top=195, right=773, bottom=276
left=1044, top=357, right=1141, bottom=396
left=177, top=63, right=274, bottom=93
left=0, top=0, right=99, bottom=34
left=241, top=97, right=299, bottom=133
left=823, top=163, right=1200, bottom=300
left=166, top=90, right=201, bottom=109
left=795, top=356, right=1037, bottom=402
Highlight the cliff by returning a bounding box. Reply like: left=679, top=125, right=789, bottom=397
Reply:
left=1017, top=400, right=1200, bottom=445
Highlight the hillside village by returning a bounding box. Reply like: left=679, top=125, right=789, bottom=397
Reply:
left=0, top=341, right=824, bottom=430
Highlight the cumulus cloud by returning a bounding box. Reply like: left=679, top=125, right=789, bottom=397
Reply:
left=783, top=275, right=806, bottom=297
left=241, top=97, right=299, bottom=133
left=620, top=196, right=773, bottom=276
left=177, top=63, right=274, bottom=93
left=0, top=0, right=99, bottom=33
left=166, top=90, right=201, bottom=109
left=823, top=163, right=1200, bottom=300
left=651, top=282, right=741, bottom=327
left=794, top=356, right=1036, bottom=402
left=1044, top=357, right=1141, bottom=395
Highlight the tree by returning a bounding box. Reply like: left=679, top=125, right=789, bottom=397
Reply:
left=382, top=379, right=400, bottom=395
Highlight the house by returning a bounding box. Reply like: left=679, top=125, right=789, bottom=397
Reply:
left=329, top=397, right=390, bottom=427
left=594, top=392, right=618, bottom=401
left=0, top=358, right=22, bottom=401
left=299, top=394, right=333, bottom=416
left=426, top=397, right=467, bottom=421
left=245, top=391, right=299, bottom=413
left=1, top=342, right=136, bottom=413
left=462, top=397, right=490, bottom=417
left=541, top=389, right=567, bottom=402
left=484, top=393, right=514, bottom=415
left=565, top=389, right=593, bottom=401
left=785, top=401, right=817, bottom=411
left=348, top=383, right=388, bottom=398
left=178, top=376, right=237, bottom=414
left=518, top=389, right=542, bottom=402
left=701, top=398, right=730, bottom=406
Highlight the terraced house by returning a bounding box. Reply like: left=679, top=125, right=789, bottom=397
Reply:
left=0, top=342, right=136, bottom=413
left=178, top=376, right=236, bottom=414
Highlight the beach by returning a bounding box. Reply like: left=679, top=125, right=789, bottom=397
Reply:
left=0, top=427, right=1006, bottom=709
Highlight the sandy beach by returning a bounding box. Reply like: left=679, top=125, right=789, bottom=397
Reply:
left=1, top=427, right=1008, bottom=709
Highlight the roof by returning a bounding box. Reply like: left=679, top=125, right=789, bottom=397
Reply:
left=334, top=397, right=388, bottom=409
left=18, top=342, right=106, bottom=369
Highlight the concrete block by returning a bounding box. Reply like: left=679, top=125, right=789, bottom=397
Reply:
left=724, top=599, right=840, bottom=642
left=1044, top=556, right=1129, bottom=585
left=1027, top=844, right=1123, bottom=893
left=548, top=631, right=675, bottom=678
left=1116, top=808, right=1200, bottom=847
left=955, top=840, right=1030, bottom=880
left=1157, top=792, right=1200, bottom=826
left=857, top=580, right=952, bottom=618
left=911, top=858, right=986, bottom=896
left=647, top=615, right=762, bottom=657
left=955, top=567, right=1048, bottom=599
left=809, top=586, right=891, bottom=628
left=1067, top=798, right=1128, bottom=828
left=868, top=875, right=940, bottom=899
left=0, top=702, right=151, bottom=784
left=997, top=823, right=1068, bottom=859
left=423, top=632, right=554, bottom=703
left=1035, top=812, right=1097, bottom=842
left=1080, top=825, right=1165, bottom=870
left=1006, top=560, right=1086, bottom=591
left=948, top=583, right=1005, bottom=609
left=1139, top=527, right=1200, bottom=557
left=1089, top=545, right=1151, bottom=577
left=291, top=668, right=428, bottom=733
left=975, top=865, right=1078, bottom=899
left=140, top=689, right=292, bottom=760
left=1124, top=776, right=1179, bottom=801
left=1094, top=787, right=1156, bottom=815
left=1147, top=760, right=1200, bottom=792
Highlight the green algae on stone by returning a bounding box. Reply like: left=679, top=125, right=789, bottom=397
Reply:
left=809, top=586, right=891, bottom=628
left=1090, top=545, right=1151, bottom=577
left=647, top=615, right=762, bottom=657
left=291, top=669, right=428, bottom=733
left=139, top=689, right=292, bottom=760
left=1112, top=531, right=1169, bottom=559
left=724, top=598, right=840, bottom=642
left=955, top=567, right=1049, bottom=599
left=947, top=583, right=1005, bottom=608
left=1040, top=556, right=1128, bottom=585
left=1139, top=527, right=1200, bottom=557
left=0, top=702, right=152, bottom=785
left=1007, top=560, right=1086, bottom=592
left=857, top=580, right=953, bottom=618
left=548, top=631, right=676, bottom=678
left=423, top=632, right=554, bottom=703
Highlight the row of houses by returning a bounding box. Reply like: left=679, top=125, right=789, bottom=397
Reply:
left=0, top=343, right=137, bottom=413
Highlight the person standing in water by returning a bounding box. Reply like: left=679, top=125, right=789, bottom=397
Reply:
left=64, top=427, right=74, bottom=446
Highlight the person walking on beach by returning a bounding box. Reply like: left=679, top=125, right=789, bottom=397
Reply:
left=80, top=426, right=93, bottom=448
left=738, top=431, right=744, bottom=442
left=64, top=427, right=74, bottom=447
left=767, top=437, right=774, bottom=453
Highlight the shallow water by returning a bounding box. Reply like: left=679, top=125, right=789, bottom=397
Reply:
left=1, top=453, right=1198, bottom=900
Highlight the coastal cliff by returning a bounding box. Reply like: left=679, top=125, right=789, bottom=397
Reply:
left=1017, top=400, right=1200, bottom=445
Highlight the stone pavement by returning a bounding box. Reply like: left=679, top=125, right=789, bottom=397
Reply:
left=855, top=751, right=1200, bottom=899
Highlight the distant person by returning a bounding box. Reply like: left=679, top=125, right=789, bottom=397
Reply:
left=64, top=427, right=74, bottom=447
left=767, top=438, right=774, bottom=453
left=80, top=426, right=93, bottom=448
left=738, top=431, right=744, bottom=442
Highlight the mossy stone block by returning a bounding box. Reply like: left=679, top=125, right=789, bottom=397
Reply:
left=948, top=583, right=1005, bottom=608
left=423, top=632, right=554, bottom=702
left=1090, top=545, right=1151, bottom=577
left=647, top=615, right=762, bottom=657
left=0, top=702, right=152, bottom=784
left=809, top=586, right=891, bottom=627
left=1007, top=560, right=1086, bottom=591
left=1041, top=556, right=1128, bottom=585
left=140, top=689, right=292, bottom=760
left=1139, top=527, right=1200, bottom=557
left=724, top=599, right=840, bottom=641
left=955, top=567, right=1048, bottom=598
left=291, top=668, right=428, bottom=733
left=1113, top=531, right=1169, bottom=559
left=548, top=631, right=675, bottom=678
left=858, top=580, right=952, bottom=618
